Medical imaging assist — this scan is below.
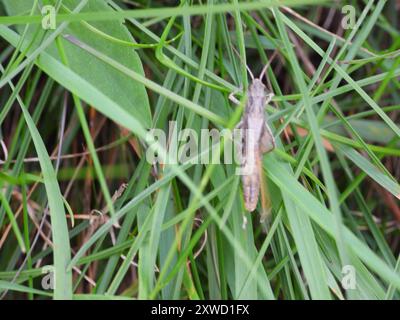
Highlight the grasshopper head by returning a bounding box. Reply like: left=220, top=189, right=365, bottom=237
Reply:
left=249, top=79, right=266, bottom=98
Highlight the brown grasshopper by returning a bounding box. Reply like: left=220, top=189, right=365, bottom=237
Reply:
left=230, top=58, right=276, bottom=217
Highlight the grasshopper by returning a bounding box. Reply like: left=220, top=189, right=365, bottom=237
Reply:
left=230, top=57, right=276, bottom=218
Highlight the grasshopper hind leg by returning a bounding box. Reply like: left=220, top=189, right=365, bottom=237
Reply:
left=261, top=92, right=276, bottom=154
left=242, top=172, right=260, bottom=212
left=260, top=123, right=275, bottom=154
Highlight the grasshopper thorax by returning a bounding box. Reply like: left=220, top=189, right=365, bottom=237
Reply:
left=246, top=79, right=267, bottom=114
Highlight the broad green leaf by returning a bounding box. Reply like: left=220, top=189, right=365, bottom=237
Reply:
left=2, top=0, right=151, bottom=127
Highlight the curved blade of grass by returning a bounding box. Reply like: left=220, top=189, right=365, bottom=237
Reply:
left=138, top=186, right=170, bottom=298
left=0, top=57, right=72, bottom=298
left=18, top=99, right=72, bottom=299
left=336, top=144, right=400, bottom=199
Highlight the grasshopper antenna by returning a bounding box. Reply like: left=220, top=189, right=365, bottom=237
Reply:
left=231, top=46, right=254, bottom=81
left=259, top=50, right=279, bottom=81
